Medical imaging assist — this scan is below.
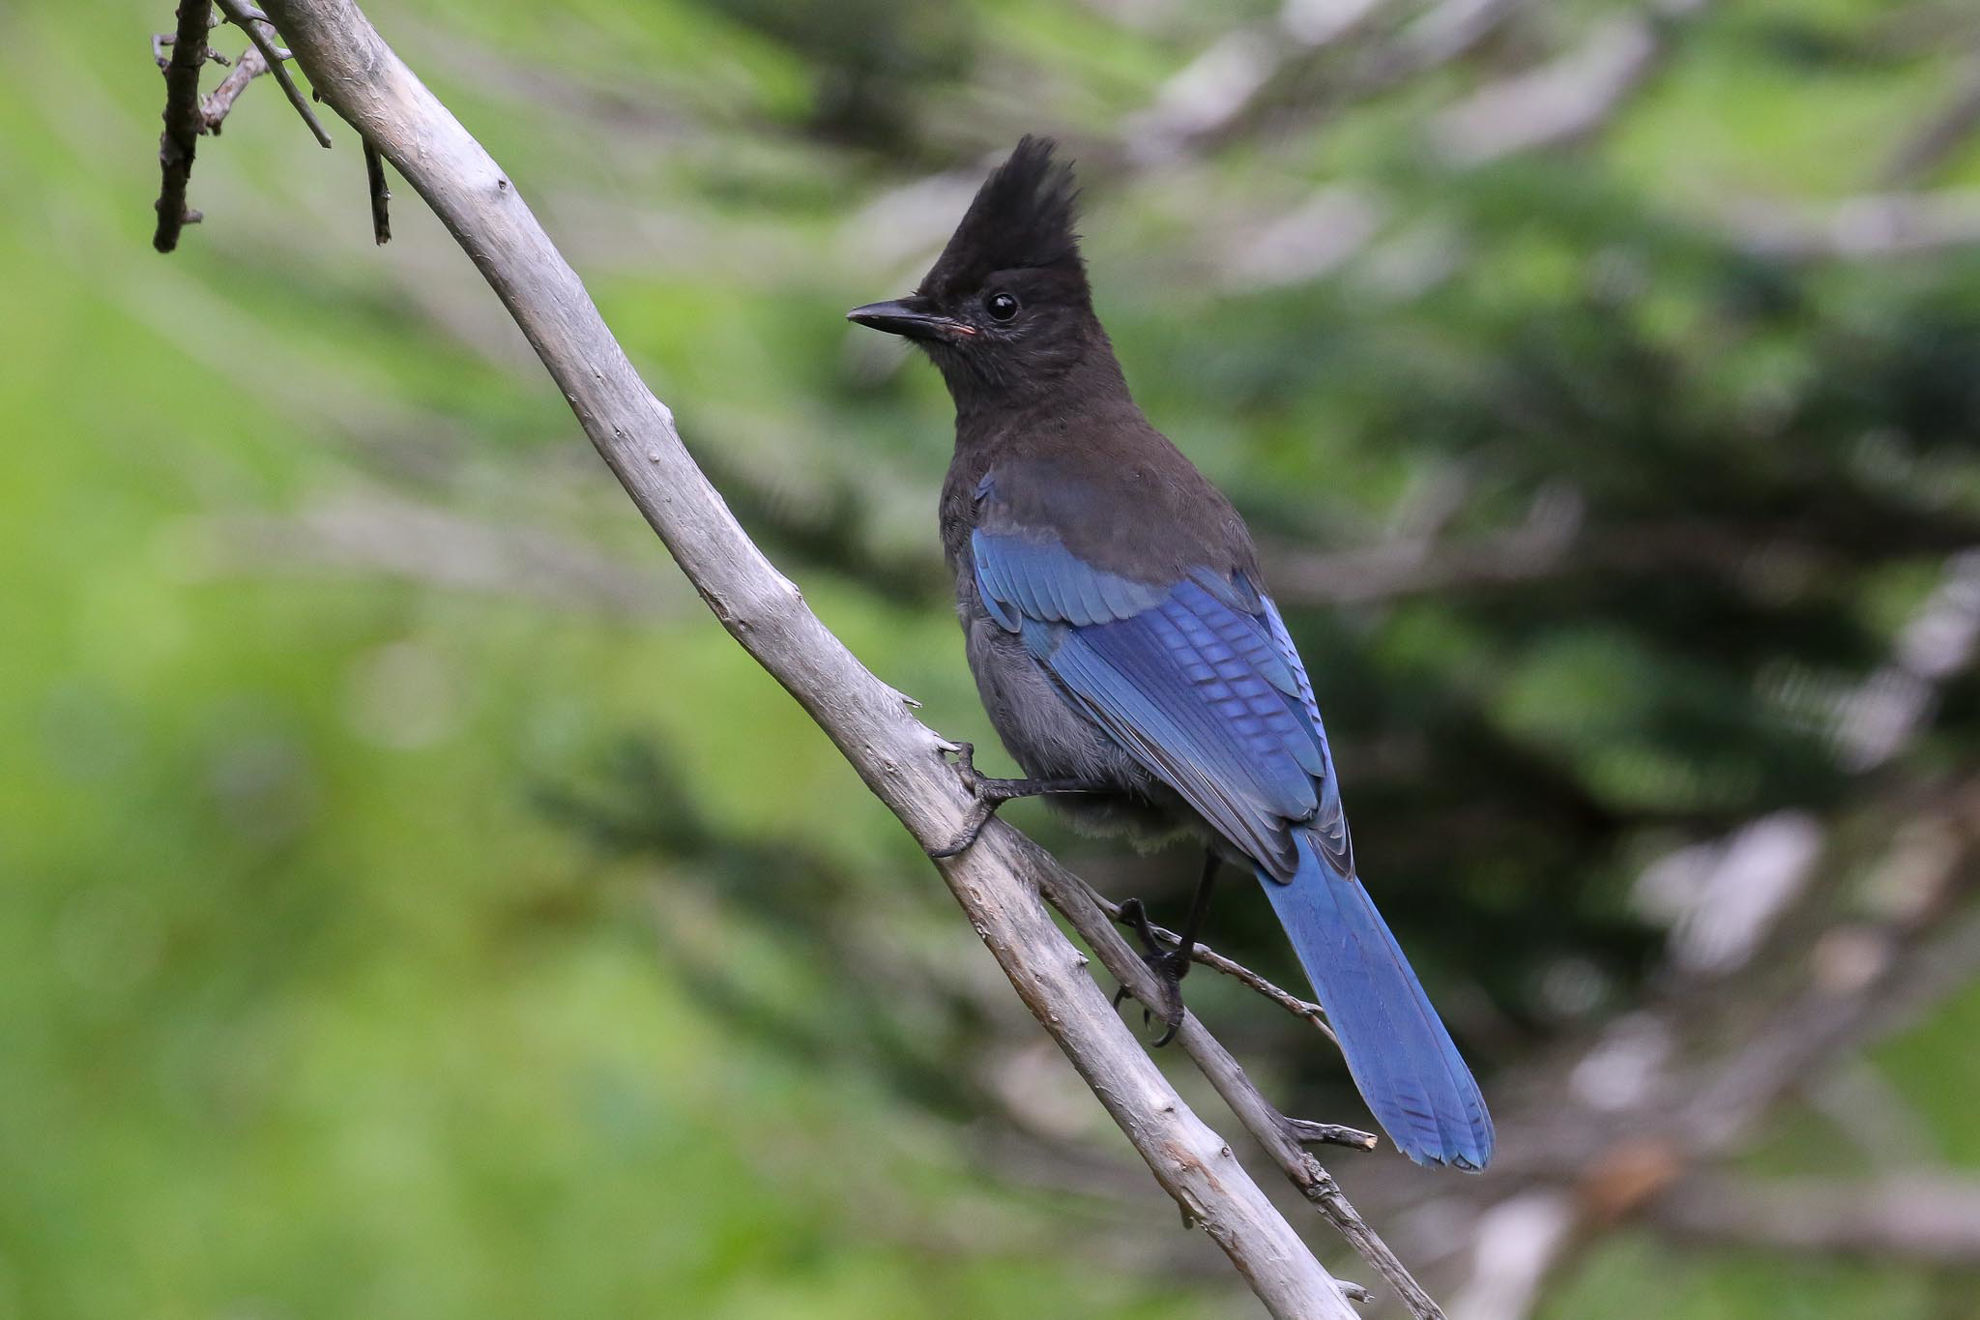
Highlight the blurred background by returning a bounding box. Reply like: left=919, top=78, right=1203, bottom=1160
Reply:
left=4, top=0, right=1980, bottom=1315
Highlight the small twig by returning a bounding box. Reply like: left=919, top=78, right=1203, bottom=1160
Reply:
left=256, top=4, right=1365, bottom=1311
left=1176, top=1019, right=1437, bottom=1315
left=364, top=139, right=392, bottom=244
left=153, top=0, right=214, bottom=252
left=1881, top=54, right=1980, bottom=187
left=1431, top=1, right=1713, bottom=165
left=1651, top=1171, right=1980, bottom=1264
left=1089, top=889, right=1339, bottom=1042
left=1036, top=857, right=1448, bottom=1320
left=153, top=32, right=231, bottom=68
left=1284, top=1118, right=1381, bottom=1151
left=1725, top=189, right=1980, bottom=261
left=211, top=0, right=333, bottom=147
left=199, top=44, right=270, bottom=132
left=1445, top=1191, right=1580, bottom=1320
left=190, top=498, right=682, bottom=616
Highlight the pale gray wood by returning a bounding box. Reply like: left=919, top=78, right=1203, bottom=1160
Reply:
left=254, top=2, right=1360, bottom=1314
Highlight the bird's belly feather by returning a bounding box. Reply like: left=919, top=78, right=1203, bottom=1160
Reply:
left=963, top=605, right=1191, bottom=844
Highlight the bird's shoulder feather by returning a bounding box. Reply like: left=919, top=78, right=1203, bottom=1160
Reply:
left=957, top=419, right=1256, bottom=587
left=969, top=507, right=1352, bottom=879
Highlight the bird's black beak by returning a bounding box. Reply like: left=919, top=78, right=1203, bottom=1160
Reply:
left=846, top=297, right=975, bottom=343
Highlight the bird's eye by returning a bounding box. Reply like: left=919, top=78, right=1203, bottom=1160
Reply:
left=985, top=292, right=1020, bottom=322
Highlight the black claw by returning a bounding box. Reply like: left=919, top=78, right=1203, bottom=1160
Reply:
left=1112, top=898, right=1189, bottom=1046
left=1145, top=948, right=1187, bottom=1046
left=927, top=796, right=996, bottom=858
left=927, top=741, right=1108, bottom=860
left=950, top=741, right=983, bottom=793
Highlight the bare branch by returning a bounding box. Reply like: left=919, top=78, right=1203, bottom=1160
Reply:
left=1881, top=54, right=1980, bottom=187
left=1836, top=549, right=1980, bottom=770
left=188, top=498, right=680, bottom=617
left=1444, top=1192, right=1579, bottom=1320
left=1432, top=559, right=1980, bottom=1316
left=200, top=43, right=272, bottom=132
left=1283, top=1119, right=1381, bottom=1152
left=1035, top=856, right=1446, bottom=1320
left=1260, top=505, right=1980, bottom=610
left=1652, top=1172, right=1980, bottom=1264
left=1632, top=811, right=1824, bottom=977
left=1123, top=0, right=1389, bottom=164
left=1379, top=0, right=1528, bottom=79
left=153, top=30, right=231, bottom=69
left=1725, top=189, right=1980, bottom=261
left=153, top=0, right=214, bottom=252
left=1087, top=887, right=1340, bottom=1042
left=1262, top=492, right=1586, bottom=606
left=364, top=139, right=393, bottom=243
left=1220, top=187, right=1390, bottom=291
left=248, top=2, right=1377, bottom=1313
left=1433, top=0, right=1710, bottom=165
left=213, top=0, right=332, bottom=148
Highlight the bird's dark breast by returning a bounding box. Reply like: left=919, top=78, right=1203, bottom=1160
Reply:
left=939, top=404, right=1260, bottom=849
left=941, top=400, right=1257, bottom=582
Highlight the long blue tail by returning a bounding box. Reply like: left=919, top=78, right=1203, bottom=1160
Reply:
left=1259, top=834, right=1494, bottom=1170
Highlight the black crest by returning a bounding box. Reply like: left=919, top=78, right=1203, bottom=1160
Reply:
left=920, top=136, right=1083, bottom=301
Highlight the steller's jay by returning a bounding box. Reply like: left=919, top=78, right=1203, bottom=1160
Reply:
left=848, top=137, right=1493, bottom=1170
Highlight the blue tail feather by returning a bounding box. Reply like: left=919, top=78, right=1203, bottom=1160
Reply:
left=1259, top=835, right=1494, bottom=1170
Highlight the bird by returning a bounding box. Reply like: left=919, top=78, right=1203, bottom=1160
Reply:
left=847, top=136, right=1493, bottom=1170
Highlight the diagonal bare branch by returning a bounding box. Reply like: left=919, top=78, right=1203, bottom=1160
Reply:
left=1036, top=853, right=1445, bottom=1320
left=231, top=2, right=1398, bottom=1314
left=1652, top=1171, right=1980, bottom=1264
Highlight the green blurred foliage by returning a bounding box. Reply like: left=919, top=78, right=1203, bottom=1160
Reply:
left=4, top=0, right=1980, bottom=1316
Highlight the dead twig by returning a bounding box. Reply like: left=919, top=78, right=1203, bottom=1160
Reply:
left=1433, top=0, right=1711, bottom=165
left=211, top=0, right=333, bottom=148
left=1088, top=889, right=1340, bottom=1043
left=1882, top=54, right=1980, bottom=187
left=200, top=43, right=271, bottom=132
left=152, top=0, right=328, bottom=248
left=153, top=0, right=214, bottom=252
left=153, top=30, right=231, bottom=68
left=364, top=139, right=393, bottom=243
left=243, top=3, right=1373, bottom=1313
left=1036, top=856, right=1446, bottom=1320
left=1651, top=1172, right=1980, bottom=1265
left=1725, top=189, right=1980, bottom=261
left=188, top=498, right=680, bottom=617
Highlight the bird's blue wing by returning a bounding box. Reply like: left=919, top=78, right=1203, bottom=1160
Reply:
left=971, top=522, right=1341, bottom=879
left=972, top=514, right=1493, bottom=1169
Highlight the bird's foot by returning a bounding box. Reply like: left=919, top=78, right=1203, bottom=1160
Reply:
left=926, top=742, right=1106, bottom=859
left=1109, top=897, right=1190, bottom=1046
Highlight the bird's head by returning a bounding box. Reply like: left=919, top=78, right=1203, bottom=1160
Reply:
left=849, top=136, right=1106, bottom=405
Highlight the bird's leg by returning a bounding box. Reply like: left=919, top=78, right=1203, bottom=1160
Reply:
left=927, top=742, right=1110, bottom=859
left=1111, top=852, right=1219, bottom=1047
